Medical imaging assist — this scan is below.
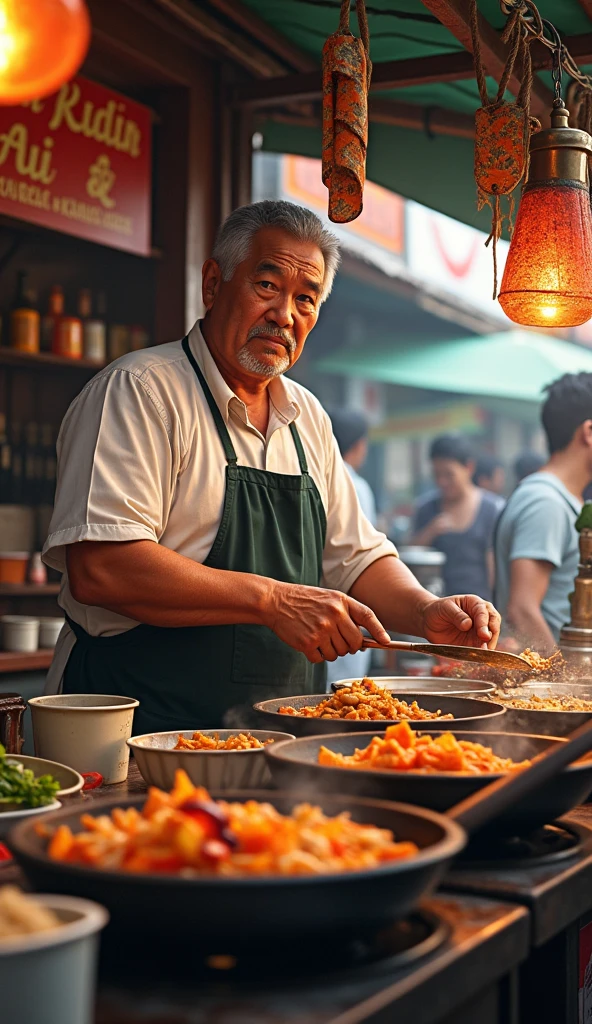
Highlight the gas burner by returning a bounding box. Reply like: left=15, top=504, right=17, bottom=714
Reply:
left=101, top=910, right=450, bottom=986
left=455, top=822, right=583, bottom=870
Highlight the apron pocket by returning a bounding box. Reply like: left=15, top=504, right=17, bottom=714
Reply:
left=231, top=624, right=309, bottom=688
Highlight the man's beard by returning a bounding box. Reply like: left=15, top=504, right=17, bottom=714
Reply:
left=237, top=325, right=296, bottom=378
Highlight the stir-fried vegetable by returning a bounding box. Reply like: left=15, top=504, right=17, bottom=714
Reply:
left=0, top=745, right=60, bottom=809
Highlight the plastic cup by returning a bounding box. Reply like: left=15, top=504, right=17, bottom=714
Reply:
left=28, top=694, right=139, bottom=784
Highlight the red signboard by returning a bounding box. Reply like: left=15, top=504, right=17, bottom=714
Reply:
left=0, top=76, right=152, bottom=256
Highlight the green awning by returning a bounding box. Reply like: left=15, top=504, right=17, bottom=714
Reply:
left=315, top=331, right=592, bottom=402
left=241, top=0, right=592, bottom=229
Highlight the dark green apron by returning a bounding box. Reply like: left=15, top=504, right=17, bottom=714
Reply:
left=63, top=336, right=327, bottom=734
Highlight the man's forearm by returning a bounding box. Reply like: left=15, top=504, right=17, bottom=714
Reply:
left=349, top=556, right=436, bottom=636
left=506, top=602, right=557, bottom=653
left=67, top=540, right=273, bottom=627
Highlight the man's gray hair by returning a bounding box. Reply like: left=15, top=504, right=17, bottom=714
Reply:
left=212, top=200, right=341, bottom=302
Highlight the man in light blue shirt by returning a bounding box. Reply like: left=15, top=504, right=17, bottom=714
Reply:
left=326, top=409, right=376, bottom=686
left=495, top=373, right=592, bottom=651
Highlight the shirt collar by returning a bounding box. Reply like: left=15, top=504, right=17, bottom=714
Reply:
left=186, top=320, right=301, bottom=426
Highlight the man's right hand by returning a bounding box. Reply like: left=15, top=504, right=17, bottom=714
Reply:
left=264, top=582, right=391, bottom=663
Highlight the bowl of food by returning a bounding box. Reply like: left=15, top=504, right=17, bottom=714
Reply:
left=254, top=679, right=506, bottom=737
left=128, top=729, right=295, bottom=790
left=265, top=724, right=592, bottom=832
left=0, top=886, right=108, bottom=1024
left=491, top=682, right=592, bottom=736
left=0, top=744, right=64, bottom=838
left=331, top=676, right=496, bottom=696
left=9, top=769, right=465, bottom=946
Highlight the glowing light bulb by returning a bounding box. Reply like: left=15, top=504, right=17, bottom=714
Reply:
left=498, top=103, right=592, bottom=329
left=0, top=0, right=90, bottom=105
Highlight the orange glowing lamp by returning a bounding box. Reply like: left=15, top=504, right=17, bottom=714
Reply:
left=0, top=0, right=90, bottom=105
left=498, top=102, right=592, bottom=328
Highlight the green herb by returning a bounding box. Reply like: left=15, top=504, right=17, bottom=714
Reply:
left=0, top=745, right=60, bottom=809
left=576, top=502, right=592, bottom=533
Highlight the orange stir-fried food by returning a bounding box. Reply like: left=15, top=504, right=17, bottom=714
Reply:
left=318, top=721, right=532, bottom=774
left=174, top=732, right=273, bottom=751
left=278, top=678, right=453, bottom=722
left=519, top=649, right=563, bottom=673
left=44, top=770, right=418, bottom=876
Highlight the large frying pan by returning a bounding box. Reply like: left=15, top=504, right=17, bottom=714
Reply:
left=497, top=683, right=592, bottom=737
left=265, top=730, right=592, bottom=832
left=253, top=692, right=506, bottom=737
left=9, top=717, right=592, bottom=948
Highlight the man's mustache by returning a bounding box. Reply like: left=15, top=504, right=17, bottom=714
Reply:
left=246, top=325, right=296, bottom=353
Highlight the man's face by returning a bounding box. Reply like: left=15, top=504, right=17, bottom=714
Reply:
left=202, top=226, right=325, bottom=381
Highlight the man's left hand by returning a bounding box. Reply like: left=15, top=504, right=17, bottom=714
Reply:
left=421, top=595, right=501, bottom=650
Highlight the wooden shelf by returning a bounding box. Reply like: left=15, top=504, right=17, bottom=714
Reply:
left=0, top=584, right=60, bottom=596
left=0, top=347, right=106, bottom=372
left=0, top=648, right=53, bottom=673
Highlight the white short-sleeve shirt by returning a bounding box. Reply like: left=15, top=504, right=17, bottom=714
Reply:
left=42, top=321, right=397, bottom=690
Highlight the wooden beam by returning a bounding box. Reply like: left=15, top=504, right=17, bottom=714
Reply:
left=369, top=97, right=474, bottom=138
left=577, top=1, right=592, bottom=24
left=265, top=97, right=474, bottom=141
left=418, top=0, right=553, bottom=119
left=232, top=50, right=477, bottom=108
left=205, top=0, right=316, bottom=73
left=150, top=0, right=288, bottom=78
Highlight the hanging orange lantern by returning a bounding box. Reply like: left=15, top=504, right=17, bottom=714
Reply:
left=0, top=0, right=90, bottom=106
left=498, top=99, right=592, bottom=328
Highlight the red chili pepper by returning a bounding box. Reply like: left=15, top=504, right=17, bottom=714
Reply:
left=179, top=799, right=238, bottom=847
left=82, top=772, right=103, bottom=790
left=0, top=843, right=13, bottom=862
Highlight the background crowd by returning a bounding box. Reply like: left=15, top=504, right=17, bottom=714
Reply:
left=326, top=371, right=592, bottom=665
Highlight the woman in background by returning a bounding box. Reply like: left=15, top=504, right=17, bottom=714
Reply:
left=412, top=434, right=501, bottom=601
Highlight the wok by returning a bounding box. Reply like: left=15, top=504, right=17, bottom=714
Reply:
left=10, top=717, right=592, bottom=948
left=265, top=730, right=592, bottom=832
left=8, top=791, right=464, bottom=945
left=494, top=683, right=592, bottom=737
left=331, top=676, right=496, bottom=696
left=253, top=692, right=506, bottom=737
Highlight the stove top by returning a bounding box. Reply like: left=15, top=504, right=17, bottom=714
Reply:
left=96, top=894, right=529, bottom=1024
left=457, top=821, right=583, bottom=870
left=444, top=806, right=592, bottom=946
left=101, top=908, right=451, bottom=987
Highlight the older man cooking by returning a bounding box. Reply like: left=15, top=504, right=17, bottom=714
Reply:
left=43, top=200, right=500, bottom=734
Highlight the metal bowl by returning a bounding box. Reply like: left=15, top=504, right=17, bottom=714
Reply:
left=331, top=677, right=495, bottom=696
left=265, top=731, right=592, bottom=833
left=494, top=683, right=592, bottom=737
left=253, top=693, right=506, bottom=737
left=128, top=730, right=294, bottom=790
left=8, top=791, right=466, bottom=945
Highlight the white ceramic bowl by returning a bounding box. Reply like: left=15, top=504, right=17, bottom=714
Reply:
left=0, top=894, right=108, bottom=1024
left=0, top=801, right=61, bottom=840
left=7, top=755, right=84, bottom=798
left=128, top=729, right=295, bottom=791
left=29, top=694, right=139, bottom=785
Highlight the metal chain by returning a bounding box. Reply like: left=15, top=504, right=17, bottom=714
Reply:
left=498, top=0, right=592, bottom=94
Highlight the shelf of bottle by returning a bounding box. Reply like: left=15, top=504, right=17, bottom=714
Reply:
left=0, top=584, right=60, bottom=597
left=0, top=347, right=106, bottom=371
left=0, top=648, right=54, bottom=673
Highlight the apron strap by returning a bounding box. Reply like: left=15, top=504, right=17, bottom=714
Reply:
left=289, top=422, right=309, bottom=474
left=182, top=336, right=238, bottom=466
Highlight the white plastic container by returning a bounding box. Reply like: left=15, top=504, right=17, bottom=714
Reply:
left=0, top=894, right=108, bottom=1024
left=29, top=694, right=139, bottom=784
left=38, top=616, right=65, bottom=649
left=1, top=615, right=39, bottom=653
